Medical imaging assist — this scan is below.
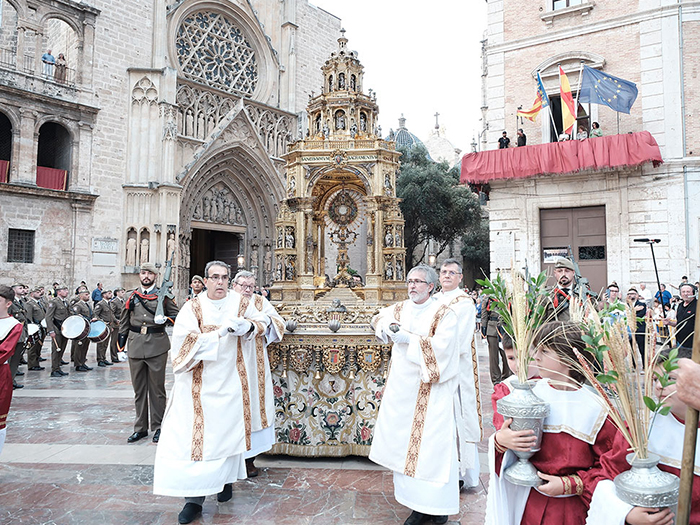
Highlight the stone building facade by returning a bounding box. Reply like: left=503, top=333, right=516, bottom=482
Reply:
left=0, top=0, right=341, bottom=296
left=480, top=0, right=700, bottom=290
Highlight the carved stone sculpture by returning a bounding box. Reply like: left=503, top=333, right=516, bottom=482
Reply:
left=140, top=238, right=150, bottom=265
left=126, top=237, right=137, bottom=266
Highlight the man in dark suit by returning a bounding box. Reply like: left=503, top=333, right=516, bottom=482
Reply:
left=119, top=263, right=179, bottom=443
left=46, top=285, right=71, bottom=377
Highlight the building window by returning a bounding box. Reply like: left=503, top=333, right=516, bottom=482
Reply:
left=7, top=229, right=35, bottom=263
left=176, top=11, right=259, bottom=96
left=553, top=0, right=582, bottom=9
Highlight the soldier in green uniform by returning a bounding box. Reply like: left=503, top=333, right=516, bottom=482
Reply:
left=24, top=287, right=46, bottom=371
left=71, top=287, right=96, bottom=371
left=93, top=290, right=115, bottom=367
left=109, top=288, right=126, bottom=363
left=8, top=283, right=28, bottom=389
left=119, top=262, right=179, bottom=443
left=46, top=284, right=71, bottom=377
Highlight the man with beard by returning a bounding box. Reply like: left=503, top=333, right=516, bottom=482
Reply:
left=119, top=263, right=179, bottom=443
left=370, top=264, right=460, bottom=525
left=153, top=261, right=269, bottom=524
left=232, top=270, right=285, bottom=478
left=434, top=259, right=482, bottom=490
left=543, top=257, right=578, bottom=321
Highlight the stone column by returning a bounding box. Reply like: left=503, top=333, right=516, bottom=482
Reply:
left=16, top=109, right=37, bottom=185
left=71, top=121, right=93, bottom=192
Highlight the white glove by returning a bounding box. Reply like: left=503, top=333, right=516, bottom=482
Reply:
left=389, top=328, right=411, bottom=345
left=154, top=314, right=166, bottom=325
left=218, top=326, right=231, bottom=338
left=229, top=319, right=253, bottom=337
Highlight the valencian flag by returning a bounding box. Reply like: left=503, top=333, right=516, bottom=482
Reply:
left=578, top=64, right=638, bottom=114
left=559, top=65, right=576, bottom=135
left=517, top=72, right=550, bottom=121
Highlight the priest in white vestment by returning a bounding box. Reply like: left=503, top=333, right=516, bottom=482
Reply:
left=232, top=270, right=285, bottom=477
left=370, top=264, right=461, bottom=525
left=153, top=261, right=269, bottom=525
left=435, top=258, right=482, bottom=489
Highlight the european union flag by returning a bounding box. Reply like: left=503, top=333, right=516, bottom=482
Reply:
left=578, top=65, right=638, bottom=114
left=536, top=71, right=550, bottom=108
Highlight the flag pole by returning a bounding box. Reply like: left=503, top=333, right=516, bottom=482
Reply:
left=544, top=69, right=558, bottom=141
left=573, top=61, right=585, bottom=139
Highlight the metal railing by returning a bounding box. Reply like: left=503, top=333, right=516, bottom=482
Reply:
left=0, top=47, right=76, bottom=87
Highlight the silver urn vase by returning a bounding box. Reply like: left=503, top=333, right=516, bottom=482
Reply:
left=614, top=453, right=679, bottom=518
left=285, top=319, right=298, bottom=333
left=496, top=379, right=550, bottom=487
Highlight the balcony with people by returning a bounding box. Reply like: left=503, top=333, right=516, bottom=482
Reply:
left=0, top=0, right=99, bottom=101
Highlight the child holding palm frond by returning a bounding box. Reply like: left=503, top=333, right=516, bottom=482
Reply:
left=488, top=321, right=618, bottom=525
left=586, top=347, right=700, bottom=525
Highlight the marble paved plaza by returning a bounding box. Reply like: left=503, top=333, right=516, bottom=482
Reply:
left=0, top=338, right=495, bottom=524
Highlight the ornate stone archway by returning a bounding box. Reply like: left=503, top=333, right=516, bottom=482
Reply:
left=177, top=112, right=285, bottom=295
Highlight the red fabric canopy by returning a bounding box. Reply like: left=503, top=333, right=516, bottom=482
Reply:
left=36, top=166, right=68, bottom=190
left=0, top=160, right=8, bottom=183
left=460, top=131, right=663, bottom=184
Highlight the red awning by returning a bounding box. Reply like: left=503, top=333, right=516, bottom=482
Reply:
left=460, top=131, right=663, bottom=184
left=36, top=166, right=68, bottom=191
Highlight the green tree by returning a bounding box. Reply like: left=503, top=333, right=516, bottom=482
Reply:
left=461, top=218, right=490, bottom=287
left=396, top=145, right=482, bottom=268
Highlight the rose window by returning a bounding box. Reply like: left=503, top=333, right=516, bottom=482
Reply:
left=176, top=11, right=258, bottom=96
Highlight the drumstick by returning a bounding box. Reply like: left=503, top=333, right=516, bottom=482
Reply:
left=676, top=306, right=700, bottom=524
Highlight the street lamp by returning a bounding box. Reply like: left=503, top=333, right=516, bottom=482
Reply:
left=633, top=238, right=665, bottom=318
left=237, top=254, right=245, bottom=269
left=428, top=253, right=436, bottom=267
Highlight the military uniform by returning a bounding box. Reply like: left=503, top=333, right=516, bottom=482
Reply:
left=542, top=286, right=573, bottom=322
left=71, top=300, right=93, bottom=369
left=119, top=287, right=179, bottom=435
left=482, top=296, right=511, bottom=385
left=8, top=296, right=28, bottom=384
left=24, top=297, right=46, bottom=369
left=46, top=294, right=71, bottom=375
left=108, top=296, right=125, bottom=362
left=93, top=298, right=115, bottom=365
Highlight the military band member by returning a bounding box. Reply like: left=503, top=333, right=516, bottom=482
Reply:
left=71, top=287, right=95, bottom=371
left=46, top=284, right=71, bottom=377
left=543, top=257, right=578, bottom=322
left=109, top=288, right=126, bottom=363
left=8, top=283, right=28, bottom=389
left=119, top=262, right=179, bottom=443
left=24, top=287, right=47, bottom=371
left=94, top=290, right=115, bottom=367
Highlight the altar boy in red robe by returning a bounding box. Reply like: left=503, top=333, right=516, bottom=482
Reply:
left=0, top=284, right=24, bottom=454
left=485, top=322, right=618, bottom=525
left=586, top=347, right=699, bottom=525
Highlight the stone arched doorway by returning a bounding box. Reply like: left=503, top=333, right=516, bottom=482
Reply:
left=177, top=142, right=283, bottom=295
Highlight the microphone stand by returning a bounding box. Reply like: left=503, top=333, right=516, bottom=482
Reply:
left=634, top=238, right=666, bottom=319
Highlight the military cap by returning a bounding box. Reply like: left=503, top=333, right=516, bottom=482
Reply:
left=140, top=262, right=159, bottom=273
left=191, top=275, right=205, bottom=284
left=553, top=257, right=575, bottom=271
left=11, top=282, right=26, bottom=288
left=31, top=286, right=42, bottom=293
left=54, top=283, right=69, bottom=290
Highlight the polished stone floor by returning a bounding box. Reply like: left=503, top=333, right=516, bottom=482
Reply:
left=0, top=337, right=496, bottom=524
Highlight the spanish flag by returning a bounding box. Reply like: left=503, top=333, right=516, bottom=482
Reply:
left=518, top=92, right=544, bottom=122
left=559, top=65, right=576, bottom=135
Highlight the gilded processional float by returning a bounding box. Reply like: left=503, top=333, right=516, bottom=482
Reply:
left=268, top=32, right=407, bottom=456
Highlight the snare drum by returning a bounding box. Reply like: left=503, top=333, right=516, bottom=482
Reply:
left=88, top=320, right=110, bottom=343
left=61, top=315, right=90, bottom=340
left=26, top=323, right=41, bottom=346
